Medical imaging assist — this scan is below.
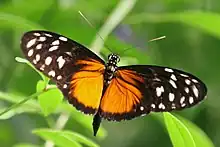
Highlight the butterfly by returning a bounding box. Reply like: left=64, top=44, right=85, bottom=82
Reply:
left=20, top=30, right=207, bottom=136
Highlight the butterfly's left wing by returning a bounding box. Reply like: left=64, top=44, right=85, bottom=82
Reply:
left=100, top=65, right=207, bottom=121
left=20, top=30, right=105, bottom=115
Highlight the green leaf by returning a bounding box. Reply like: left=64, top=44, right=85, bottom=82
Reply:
left=165, top=12, right=220, bottom=39
left=176, top=115, right=214, bottom=147
left=58, top=130, right=100, bottom=147
left=36, top=80, right=46, bottom=92
left=36, top=81, right=63, bottom=116
left=164, top=112, right=214, bottom=147
left=13, top=143, right=40, bottom=147
left=0, top=12, right=42, bottom=29
left=33, top=129, right=99, bottom=147
left=127, top=11, right=220, bottom=39
left=164, top=112, right=196, bottom=147
left=0, top=0, right=54, bottom=23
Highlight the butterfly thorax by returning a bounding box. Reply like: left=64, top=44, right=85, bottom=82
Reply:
left=104, top=54, right=120, bottom=85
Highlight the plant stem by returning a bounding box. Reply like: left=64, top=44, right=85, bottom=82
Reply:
left=90, top=0, right=138, bottom=53
left=0, top=91, right=44, bottom=116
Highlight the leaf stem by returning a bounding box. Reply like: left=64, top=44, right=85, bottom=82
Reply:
left=0, top=91, right=44, bottom=116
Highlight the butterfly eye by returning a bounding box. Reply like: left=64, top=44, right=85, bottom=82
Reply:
left=108, top=54, right=120, bottom=63
left=116, top=56, right=120, bottom=63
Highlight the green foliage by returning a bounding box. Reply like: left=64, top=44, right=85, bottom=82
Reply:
left=164, top=112, right=196, bottom=147
left=127, top=11, right=220, bottom=39
left=164, top=112, right=214, bottom=147
left=13, top=143, right=40, bottom=147
left=0, top=0, right=217, bottom=147
left=36, top=80, right=63, bottom=116
left=33, top=129, right=100, bottom=147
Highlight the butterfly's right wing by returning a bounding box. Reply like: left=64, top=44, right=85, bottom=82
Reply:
left=21, top=30, right=105, bottom=114
left=100, top=65, right=207, bottom=121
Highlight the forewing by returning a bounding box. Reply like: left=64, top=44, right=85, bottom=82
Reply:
left=100, top=65, right=207, bottom=121
left=20, top=30, right=105, bottom=114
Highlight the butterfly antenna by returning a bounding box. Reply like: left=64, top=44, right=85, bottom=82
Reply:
left=119, top=35, right=166, bottom=56
left=78, top=11, right=113, bottom=53
left=148, top=36, right=166, bottom=42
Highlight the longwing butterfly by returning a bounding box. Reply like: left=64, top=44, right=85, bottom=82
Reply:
left=20, top=30, right=207, bottom=136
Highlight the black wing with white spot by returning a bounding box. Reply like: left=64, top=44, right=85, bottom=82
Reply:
left=20, top=30, right=105, bottom=114
left=117, top=65, right=207, bottom=114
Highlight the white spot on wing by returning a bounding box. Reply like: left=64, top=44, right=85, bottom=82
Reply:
left=153, top=77, right=161, bottom=82
left=181, top=103, right=186, bottom=107
left=49, top=46, right=59, bottom=52
left=33, top=33, right=40, bottom=36
left=169, top=93, right=175, bottom=102
left=171, top=74, right=177, bottom=81
left=180, top=96, right=185, bottom=104
left=156, top=86, right=164, bottom=97
left=52, top=40, right=60, bottom=45
left=185, top=79, right=191, bottom=85
left=171, top=103, right=176, bottom=109
left=45, top=57, right=52, bottom=65
left=65, top=52, right=72, bottom=57
left=40, top=65, right=45, bottom=71
left=151, top=104, right=155, bottom=108
left=57, top=75, right=62, bottom=80
left=48, top=70, right=55, bottom=77
left=169, top=80, right=177, bottom=88
left=59, top=36, right=68, bottom=41
left=45, top=33, right=52, bottom=37
left=57, top=56, right=66, bottom=69
left=28, top=49, right=34, bottom=57
left=180, top=74, right=189, bottom=77
left=192, top=79, right=198, bottom=83
left=140, top=106, right=144, bottom=111
left=185, top=87, right=189, bottom=93
left=63, top=84, right=67, bottom=89
left=26, top=38, right=36, bottom=48
left=192, top=85, right=199, bottom=98
left=35, top=54, right=40, bottom=62
left=33, top=59, right=37, bottom=64
left=36, top=44, right=42, bottom=50
left=189, top=97, right=194, bottom=104
left=165, top=68, right=174, bottom=73
left=39, top=36, right=46, bottom=42
left=158, top=103, right=165, bottom=109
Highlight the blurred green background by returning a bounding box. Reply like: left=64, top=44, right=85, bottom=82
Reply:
left=0, top=0, right=219, bottom=147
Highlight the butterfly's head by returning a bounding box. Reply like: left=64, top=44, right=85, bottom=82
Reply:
left=108, top=53, right=120, bottom=65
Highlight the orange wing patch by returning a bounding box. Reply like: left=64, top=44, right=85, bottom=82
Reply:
left=75, top=59, right=104, bottom=71
left=100, top=70, right=145, bottom=120
left=68, top=59, right=104, bottom=113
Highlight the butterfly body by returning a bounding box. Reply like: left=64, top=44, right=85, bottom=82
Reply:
left=103, top=54, right=119, bottom=85
left=20, top=30, right=207, bottom=136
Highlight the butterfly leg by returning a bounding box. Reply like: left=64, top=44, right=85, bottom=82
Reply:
left=92, top=113, right=102, bottom=136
